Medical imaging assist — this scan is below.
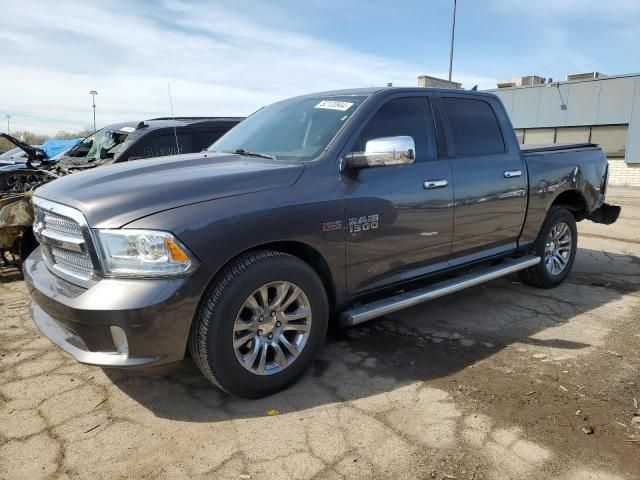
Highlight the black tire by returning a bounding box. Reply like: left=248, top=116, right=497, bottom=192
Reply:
left=19, top=228, right=37, bottom=261
left=189, top=250, right=329, bottom=398
left=518, top=206, right=578, bottom=289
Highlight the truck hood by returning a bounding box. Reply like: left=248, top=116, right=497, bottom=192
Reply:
left=35, top=152, right=305, bottom=228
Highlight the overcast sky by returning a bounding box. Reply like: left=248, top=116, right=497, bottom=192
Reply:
left=1, top=0, right=639, bottom=135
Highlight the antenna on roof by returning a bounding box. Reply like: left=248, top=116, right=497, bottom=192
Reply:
left=167, top=82, right=180, bottom=154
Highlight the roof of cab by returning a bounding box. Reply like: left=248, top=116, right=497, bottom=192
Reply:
left=287, top=86, right=499, bottom=101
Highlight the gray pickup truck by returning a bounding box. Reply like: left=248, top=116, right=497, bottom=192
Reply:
left=25, top=88, right=620, bottom=398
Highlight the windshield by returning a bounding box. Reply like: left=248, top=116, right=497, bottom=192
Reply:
left=56, top=127, right=133, bottom=167
left=209, top=95, right=367, bottom=160
left=49, top=145, right=81, bottom=161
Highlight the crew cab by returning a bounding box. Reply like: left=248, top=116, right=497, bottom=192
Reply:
left=24, top=88, right=620, bottom=398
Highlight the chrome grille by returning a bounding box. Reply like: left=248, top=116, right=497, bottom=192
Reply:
left=43, top=212, right=83, bottom=238
left=33, top=199, right=96, bottom=284
left=50, top=246, right=94, bottom=279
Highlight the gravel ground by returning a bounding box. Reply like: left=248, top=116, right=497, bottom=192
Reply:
left=1, top=187, right=639, bottom=480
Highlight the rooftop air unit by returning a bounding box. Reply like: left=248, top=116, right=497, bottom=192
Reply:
left=566, top=72, right=608, bottom=81
left=497, top=75, right=546, bottom=88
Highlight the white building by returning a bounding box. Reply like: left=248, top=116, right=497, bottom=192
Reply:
left=486, top=73, right=640, bottom=186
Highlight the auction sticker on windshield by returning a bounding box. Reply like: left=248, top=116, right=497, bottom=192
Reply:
left=315, top=100, right=354, bottom=111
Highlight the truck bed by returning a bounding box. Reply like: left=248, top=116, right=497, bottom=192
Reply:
left=520, top=143, right=596, bottom=155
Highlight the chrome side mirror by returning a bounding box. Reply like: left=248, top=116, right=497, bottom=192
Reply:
left=346, top=136, right=415, bottom=169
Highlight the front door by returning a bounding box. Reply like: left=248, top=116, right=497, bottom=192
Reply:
left=341, top=95, right=454, bottom=294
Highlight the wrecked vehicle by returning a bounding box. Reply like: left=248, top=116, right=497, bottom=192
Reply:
left=0, top=134, right=80, bottom=266
left=24, top=88, right=620, bottom=398
left=0, top=135, right=81, bottom=167
left=0, top=145, right=41, bottom=166
left=0, top=133, right=83, bottom=192
left=0, top=134, right=79, bottom=193
left=0, top=193, right=36, bottom=265
left=0, top=117, right=242, bottom=266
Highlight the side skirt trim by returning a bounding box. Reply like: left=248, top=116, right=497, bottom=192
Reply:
left=340, top=255, right=540, bottom=326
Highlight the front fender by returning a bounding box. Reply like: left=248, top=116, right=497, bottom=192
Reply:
left=123, top=160, right=347, bottom=304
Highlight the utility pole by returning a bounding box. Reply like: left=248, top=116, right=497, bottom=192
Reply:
left=5, top=115, right=10, bottom=136
left=89, top=90, right=98, bottom=132
left=448, top=0, right=457, bottom=82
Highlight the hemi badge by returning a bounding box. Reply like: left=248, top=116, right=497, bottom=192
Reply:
left=322, top=221, right=343, bottom=232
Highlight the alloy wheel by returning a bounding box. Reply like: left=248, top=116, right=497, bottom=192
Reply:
left=233, top=281, right=312, bottom=375
left=544, top=221, right=572, bottom=275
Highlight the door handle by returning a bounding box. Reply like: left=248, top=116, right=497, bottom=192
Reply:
left=423, top=179, right=449, bottom=189
left=503, top=170, right=522, bottom=178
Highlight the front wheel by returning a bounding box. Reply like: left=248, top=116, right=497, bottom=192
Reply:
left=518, top=206, right=578, bottom=288
left=189, top=250, right=329, bottom=398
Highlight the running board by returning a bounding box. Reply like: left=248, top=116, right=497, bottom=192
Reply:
left=340, top=256, right=541, bottom=327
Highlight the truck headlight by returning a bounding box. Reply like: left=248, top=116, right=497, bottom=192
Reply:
left=95, top=229, right=197, bottom=277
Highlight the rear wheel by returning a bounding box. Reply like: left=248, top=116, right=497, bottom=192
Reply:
left=519, top=206, right=577, bottom=288
left=189, top=250, right=328, bottom=398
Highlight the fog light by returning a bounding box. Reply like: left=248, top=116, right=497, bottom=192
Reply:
left=110, top=326, right=129, bottom=354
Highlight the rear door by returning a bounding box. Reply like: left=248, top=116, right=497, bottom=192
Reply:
left=341, top=94, right=454, bottom=293
left=437, top=95, right=526, bottom=260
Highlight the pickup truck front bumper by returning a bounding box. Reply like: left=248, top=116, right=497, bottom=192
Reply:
left=23, top=247, right=202, bottom=368
left=589, top=203, right=621, bottom=225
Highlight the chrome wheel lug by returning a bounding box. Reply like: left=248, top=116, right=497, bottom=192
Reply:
left=268, top=333, right=273, bottom=339
left=257, top=329, right=263, bottom=336
left=276, top=321, right=281, bottom=327
left=259, top=316, right=264, bottom=322
left=270, top=311, right=276, bottom=317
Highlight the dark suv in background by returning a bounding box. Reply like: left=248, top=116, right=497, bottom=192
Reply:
left=1, top=116, right=243, bottom=265
left=1, top=117, right=244, bottom=195
left=52, top=117, right=245, bottom=169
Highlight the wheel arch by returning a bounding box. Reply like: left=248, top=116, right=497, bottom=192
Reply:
left=249, top=241, right=337, bottom=313
left=549, top=189, right=589, bottom=221
left=203, top=240, right=338, bottom=315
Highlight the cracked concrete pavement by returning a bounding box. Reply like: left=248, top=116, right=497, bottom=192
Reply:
left=1, top=187, right=639, bottom=479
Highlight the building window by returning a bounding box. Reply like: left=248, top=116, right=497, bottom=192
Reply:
left=516, top=124, right=628, bottom=158
left=523, top=128, right=555, bottom=144
left=590, top=125, right=628, bottom=157
left=514, top=129, right=525, bottom=144
left=556, top=127, right=590, bottom=144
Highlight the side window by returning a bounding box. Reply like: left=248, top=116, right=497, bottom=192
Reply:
left=351, top=97, right=436, bottom=162
left=132, top=132, right=193, bottom=159
left=440, top=97, right=505, bottom=157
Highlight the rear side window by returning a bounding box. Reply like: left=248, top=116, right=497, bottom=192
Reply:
left=351, top=97, right=437, bottom=162
left=440, top=97, right=505, bottom=157
left=132, top=131, right=193, bottom=159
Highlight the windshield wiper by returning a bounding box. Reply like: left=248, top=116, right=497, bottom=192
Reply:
left=228, top=148, right=276, bottom=160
